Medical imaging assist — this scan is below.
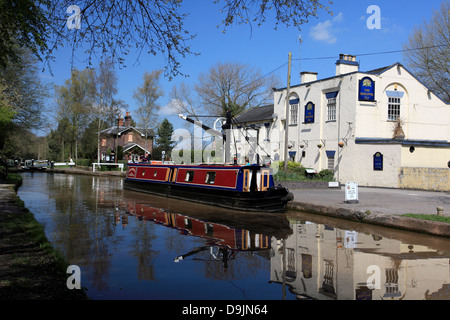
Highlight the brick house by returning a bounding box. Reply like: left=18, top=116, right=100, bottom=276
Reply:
left=99, top=112, right=155, bottom=162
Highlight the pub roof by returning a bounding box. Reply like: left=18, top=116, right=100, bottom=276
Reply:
left=234, top=104, right=274, bottom=124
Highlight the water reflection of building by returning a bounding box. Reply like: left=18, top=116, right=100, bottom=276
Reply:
left=270, top=220, right=450, bottom=300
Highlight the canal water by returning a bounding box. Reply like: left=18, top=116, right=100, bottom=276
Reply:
left=17, top=172, right=450, bottom=300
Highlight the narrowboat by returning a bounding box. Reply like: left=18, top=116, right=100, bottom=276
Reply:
left=124, top=163, right=294, bottom=213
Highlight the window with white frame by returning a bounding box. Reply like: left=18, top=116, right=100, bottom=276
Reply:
left=327, top=97, right=336, bottom=121
left=290, top=103, right=298, bottom=125
left=326, top=92, right=338, bottom=122
left=386, top=90, right=404, bottom=121
left=388, top=97, right=401, bottom=121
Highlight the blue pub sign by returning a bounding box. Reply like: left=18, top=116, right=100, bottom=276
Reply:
left=373, top=152, right=383, bottom=171
left=304, top=102, right=315, bottom=123
left=359, top=77, right=375, bottom=101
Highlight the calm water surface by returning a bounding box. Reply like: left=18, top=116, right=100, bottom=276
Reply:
left=18, top=172, right=450, bottom=300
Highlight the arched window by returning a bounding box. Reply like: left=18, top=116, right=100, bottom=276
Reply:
left=386, top=90, right=404, bottom=121
left=289, top=98, right=299, bottom=125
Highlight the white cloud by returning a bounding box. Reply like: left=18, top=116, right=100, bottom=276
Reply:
left=159, top=99, right=184, bottom=117
left=309, top=12, right=344, bottom=44
left=333, top=12, right=344, bottom=23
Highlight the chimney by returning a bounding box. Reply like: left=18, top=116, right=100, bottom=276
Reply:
left=336, top=54, right=359, bottom=76
left=118, top=115, right=124, bottom=127
left=124, top=111, right=132, bottom=127
left=301, top=71, right=318, bottom=84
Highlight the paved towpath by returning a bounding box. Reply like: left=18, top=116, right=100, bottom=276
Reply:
left=289, top=186, right=450, bottom=216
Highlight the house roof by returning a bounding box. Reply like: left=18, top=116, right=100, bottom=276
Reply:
left=274, top=60, right=448, bottom=105
left=101, top=126, right=156, bottom=137
left=363, top=62, right=449, bottom=104
left=123, top=142, right=151, bottom=153
left=234, top=105, right=274, bottom=124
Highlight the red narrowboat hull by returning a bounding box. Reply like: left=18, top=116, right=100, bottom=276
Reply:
left=124, top=163, right=293, bottom=213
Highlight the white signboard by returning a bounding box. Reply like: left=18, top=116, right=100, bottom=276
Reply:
left=345, top=181, right=359, bottom=203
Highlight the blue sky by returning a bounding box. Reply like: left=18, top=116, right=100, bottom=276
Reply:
left=42, top=0, right=444, bottom=132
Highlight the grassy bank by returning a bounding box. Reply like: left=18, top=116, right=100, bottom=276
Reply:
left=0, top=175, right=88, bottom=299
left=401, top=213, right=450, bottom=224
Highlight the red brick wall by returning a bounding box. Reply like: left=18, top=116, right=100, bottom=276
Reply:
left=100, top=129, right=153, bottom=159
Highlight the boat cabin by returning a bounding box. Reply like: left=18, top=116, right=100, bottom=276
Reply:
left=126, top=164, right=275, bottom=192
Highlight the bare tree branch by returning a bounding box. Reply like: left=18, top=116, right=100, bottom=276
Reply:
left=402, top=1, right=450, bottom=103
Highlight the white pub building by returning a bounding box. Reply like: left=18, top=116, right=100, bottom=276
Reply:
left=231, top=54, right=450, bottom=191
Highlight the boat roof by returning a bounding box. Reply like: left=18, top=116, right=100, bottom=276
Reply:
left=129, top=162, right=270, bottom=169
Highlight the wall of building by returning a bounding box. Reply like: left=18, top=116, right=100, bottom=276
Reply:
left=339, top=143, right=401, bottom=188
left=355, top=66, right=450, bottom=143
left=273, top=73, right=359, bottom=172
left=257, top=57, right=450, bottom=190
left=398, top=167, right=450, bottom=191
left=401, top=145, right=449, bottom=168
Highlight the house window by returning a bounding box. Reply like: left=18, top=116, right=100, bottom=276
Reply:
left=327, top=156, right=335, bottom=171
left=326, top=92, right=338, bottom=122
left=327, top=97, right=336, bottom=121
left=388, top=97, right=401, bottom=121
left=101, top=139, right=106, bottom=147
left=290, top=103, right=298, bottom=125
left=127, top=134, right=133, bottom=142
left=386, top=90, right=404, bottom=121
left=326, top=150, right=335, bottom=171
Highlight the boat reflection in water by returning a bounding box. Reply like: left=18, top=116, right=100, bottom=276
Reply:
left=118, top=190, right=293, bottom=271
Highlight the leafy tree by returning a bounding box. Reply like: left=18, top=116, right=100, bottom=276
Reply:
left=0, top=84, right=15, bottom=151
left=0, top=0, right=48, bottom=68
left=0, top=46, right=49, bottom=158
left=47, top=117, right=74, bottom=161
left=134, top=69, right=164, bottom=154
left=402, top=1, right=450, bottom=103
left=0, top=46, right=48, bottom=131
left=155, top=118, right=175, bottom=157
left=54, top=68, right=96, bottom=161
left=79, top=118, right=105, bottom=160
left=0, top=1, right=331, bottom=79
left=92, top=57, right=123, bottom=162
